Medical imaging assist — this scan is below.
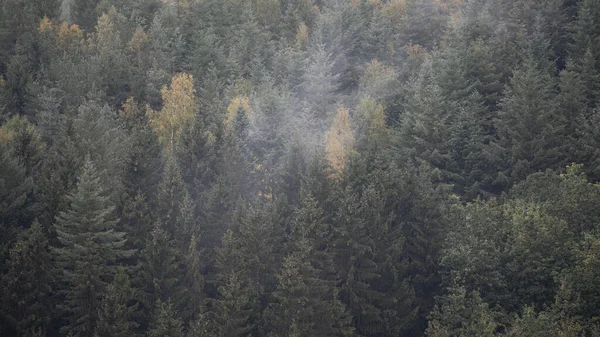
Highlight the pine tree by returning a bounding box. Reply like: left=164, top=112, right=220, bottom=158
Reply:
left=300, top=43, right=339, bottom=120
left=0, top=142, right=36, bottom=229
left=0, top=220, right=54, bottom=337
left=53, top=158, right=133, bottom=337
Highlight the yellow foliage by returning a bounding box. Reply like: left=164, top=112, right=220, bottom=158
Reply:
left=39, top=16, right=53, bottom=32
left=405, top=42, right=429, bottom=60
left=325, top=106, right=355, bottom=176
left=296, top=23, right=309, bottom=47
left=368, top=0, right=383, bottom=8
left=147, top=73, right=198, bottom=152
left=0, top=115, right=44, bottom=152
left=362, top=59, right=393, bottom=83
left=225, top=95, right=253, bottom=132
left=382, top=0, right=407, bottom=22
left=128, top=27, right=148, bottom=53
left=119, top=97, right=146, bottom=128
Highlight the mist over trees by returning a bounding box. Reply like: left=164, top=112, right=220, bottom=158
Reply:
left=1, top=0, right=600, bottom=336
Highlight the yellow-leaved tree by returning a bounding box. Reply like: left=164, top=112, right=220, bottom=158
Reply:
left=325, top=106, right=355, bottom=176
left=225, top=95, right=253, bottom=134
left=147, top=73, right=198, bottom=153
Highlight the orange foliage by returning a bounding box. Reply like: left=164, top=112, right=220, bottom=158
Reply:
left=382, top=0, right=407, bottom=22
left=296, top=23, right=309, bottom=47
left=39, top=17, right=83, bottom=48
left=368, top=0, right=383, bottom=8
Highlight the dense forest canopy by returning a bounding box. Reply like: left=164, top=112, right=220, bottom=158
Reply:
left=1, top=0, right=600, bottom=336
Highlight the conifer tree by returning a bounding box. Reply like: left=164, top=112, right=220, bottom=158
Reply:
left=156, top=156, right=187, bottom=238
left=95, top=267, right=138, bottom=337
left=0, top=143, right=36, bottom=229
left=210, top=230, right=255, bottom=337
left=147, top=300, right=184, bottom=337
left=495, top=53, right=562, bottom=182
left=53, top=158, right=133, bottom=337
left=138, top=223, right=181, bottom=322
left=325, top=106, right=355, bottom=176
left=178, top=234, right=205, bottom=324
left=426, top=284, right=498, bottom=337
left=0, top=220, right=53, bottom=337
left=267, top=191, right=353, bottom=337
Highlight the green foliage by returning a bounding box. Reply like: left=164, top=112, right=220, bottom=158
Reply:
left=0, top=220, right=53, bottom=336
left=147, top=299, right=184, bottom=337
left=95, top=267, right=138, bottom=337
left=1, top=0, right=600, bottom=336
left=53, top=158, right=133, bottom=337
left=426, top=284, right=498, bottom=337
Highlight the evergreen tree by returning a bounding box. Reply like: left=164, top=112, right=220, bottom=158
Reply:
left=137, top=222, right=181, bottom=324
left=53, top=158, right=133, bottom=337
left=426, top=284, right=498, bottom=337
left=210, top=230, right=255, bottom=337
left=95, top=267, right=138, bottom=337
left=495, top=53, right=563, bottom=182
left=178, top=234, right=205, bottom=324
left=147, top=300, right=184, bottom=337
left=266, top=191, right=353, bottom=337
left=71, top=0, right=101, bottom=33
left=0, top=220, right=53, bottom=337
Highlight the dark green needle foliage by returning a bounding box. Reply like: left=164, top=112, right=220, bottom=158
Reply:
left=2, top=0, right=600, bottom=336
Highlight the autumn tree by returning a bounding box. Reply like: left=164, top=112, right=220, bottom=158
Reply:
left=325, top=106, right=355, bottom=176
left=147, top=73, right=198, bottom=153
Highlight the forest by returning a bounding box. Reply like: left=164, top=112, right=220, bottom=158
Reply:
left=1, top=0, right=600, bottom=336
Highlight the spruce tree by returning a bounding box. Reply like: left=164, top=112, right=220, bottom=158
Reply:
left=266, top=191, right=353, bottom=337
left=147, top=300, right=184, bottom=337
left=210, top=230, right=255, bottom=337
left=137, top=222, right=181, bottom=324
left=0, top=220, right=54, bottom=337
left=495, top=52, right=562, bottom=182
left=53, top=158, right=133, bottom=337
left=95, top=267, right=138, bottom=337
left=178, top=234, right=205, bottom=324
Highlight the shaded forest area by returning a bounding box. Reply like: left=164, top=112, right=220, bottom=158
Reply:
left=1, top=0, right=600, bottom=336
